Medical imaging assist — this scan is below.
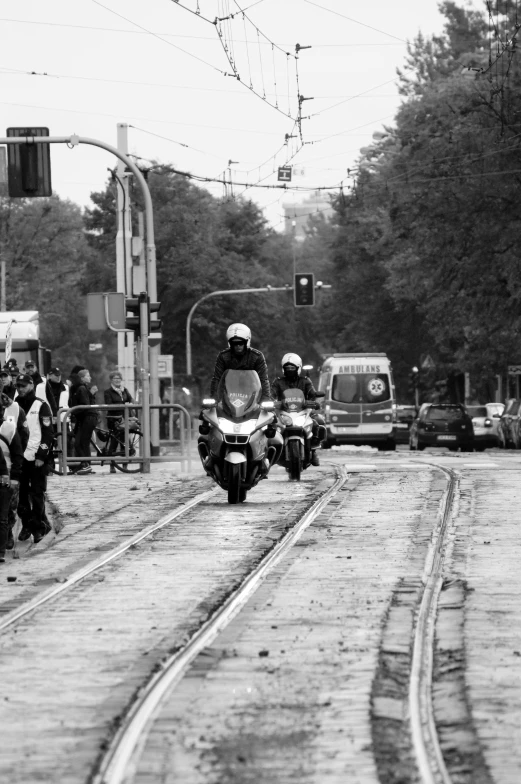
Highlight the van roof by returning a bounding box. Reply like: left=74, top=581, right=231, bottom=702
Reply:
left=330, top=353, right=387, bottom=358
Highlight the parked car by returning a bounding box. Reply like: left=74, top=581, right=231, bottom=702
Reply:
left=498, top=399, right=521, bottom=449
left=395, top=404, right=417, bottom=444
left=466, top=403, right=504, bottom=450
left=409, top=403, right=474, bottom=451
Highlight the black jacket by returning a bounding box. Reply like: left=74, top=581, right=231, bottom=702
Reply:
left=103, top=386, right=135, bottom=428
left=271, top=375, right=317, bottom=403
left=210, top=347, right=270, bottom=398
left=70, top=381, right=97, bottom=422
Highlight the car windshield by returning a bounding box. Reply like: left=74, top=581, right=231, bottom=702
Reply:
left=467, top=407, right=487, bottom=418
left=426, top=407, right=465, bottom=422
left=332, top=373, right=391, bottom=404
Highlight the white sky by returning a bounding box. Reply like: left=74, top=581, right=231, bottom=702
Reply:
left=0, top=0, right=467, bottom=229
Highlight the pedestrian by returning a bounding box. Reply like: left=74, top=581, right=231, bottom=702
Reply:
left=0, top=438, right=13, bottom=564
left=69, top=368, right=98, bottom=475
left=36, top=367, right=69, bottom=473
left=14, top=373, right=54, bottom=544
left=23, top=359, right=43, bottom=387
left=1, top=366, right=17, bottom=401
left=103, top=370, right=135, bottom=473
left=0, top=396, right=24, bottom=553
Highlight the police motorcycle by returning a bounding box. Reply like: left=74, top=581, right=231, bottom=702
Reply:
left=276, top=388, right=325, bottom=481
left=198, top=369, right=283, bottom=504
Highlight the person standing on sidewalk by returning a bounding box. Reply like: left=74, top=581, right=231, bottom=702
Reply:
left=0, top=399, right=24, bottom=553
left=69, top=368, right=98, bottom=475
left=23, top=360, right=43, bottom=387
left=0, top=443, right=13, bottom=564
left=103, top=371, right=135, bottom=474
left=14, top=374, right=54, bottom=544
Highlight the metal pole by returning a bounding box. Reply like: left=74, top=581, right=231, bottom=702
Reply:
left=0, top=134, right=158, bottom=460
left=139, top=292, right=151, bottom=473
left=116, top=124, right=135, bottom=398
left=185, top=286, right=292, bottom=376
left=0, top=256, right=5, bottom=311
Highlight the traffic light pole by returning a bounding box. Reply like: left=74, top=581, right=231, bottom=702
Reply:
left=139, top=292, right=151, bottom=473
left=0, top=133, right=160, bottom=462
left=186, top=286, right=291, bottom=376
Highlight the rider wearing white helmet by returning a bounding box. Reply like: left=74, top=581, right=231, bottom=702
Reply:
left=271, top=353, right=323, bottom=466
left=210, top=323, right=271, bottom=398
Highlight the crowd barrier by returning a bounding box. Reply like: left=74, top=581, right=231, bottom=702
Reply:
left=56, top=403, right=193, bottom=475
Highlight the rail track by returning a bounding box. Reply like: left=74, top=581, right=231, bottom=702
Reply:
left=85, top=461, right=460, bottom=784
left=0, top=486, right=218, bottom=633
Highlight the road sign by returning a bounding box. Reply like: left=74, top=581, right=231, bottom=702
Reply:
left=87, top=292, right=126, bottom=331
left=157, top=354, right=173, bottom=379
left=278, top=166, right=292, bottom=182
left=508, top=365, right=521, bottom=374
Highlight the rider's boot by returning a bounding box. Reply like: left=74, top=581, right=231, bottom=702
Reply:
left=311, top=450, right=320, bottom=466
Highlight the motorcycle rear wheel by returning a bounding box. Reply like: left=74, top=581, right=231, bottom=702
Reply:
left=228, top=464, right=242, bottom=504
left=288, top=440, right=302, bottom=481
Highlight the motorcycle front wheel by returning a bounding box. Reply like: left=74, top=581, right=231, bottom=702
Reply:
left=288, top=440, right=302, bottom=481
left=228, top=463, right=242, bottom=504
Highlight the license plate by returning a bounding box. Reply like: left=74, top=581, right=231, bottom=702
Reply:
left=437, top=435, right=456, bottom=441
left=335, top=426, right=357, bottom=432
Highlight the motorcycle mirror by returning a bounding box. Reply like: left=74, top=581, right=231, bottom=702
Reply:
left=315, top=391, right=325, bottom=398
left=261, top=401, right=275, bottom=411
left=202, top=398, right=216, bottom=407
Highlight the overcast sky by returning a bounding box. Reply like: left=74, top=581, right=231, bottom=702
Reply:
left=0, top=1, right=477, bottom=229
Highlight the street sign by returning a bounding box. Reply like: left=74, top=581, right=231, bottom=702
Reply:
left=421, top=354, right=435, bottom=370
left=87, top=292, right=126, bottom=331
left=278, top=166, right=292, bottom=182
left=157, top=354, right=173, bottom=379
left=508, top=365, right=521, bottom=375
left=89, top=343, right=103, bottom=352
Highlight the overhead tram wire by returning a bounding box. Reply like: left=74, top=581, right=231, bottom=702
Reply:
left=128, top=125, right=225, bottom=160
left=91, top=0, right=227, bottom=75
left=301, top=0, right=407, bottom=43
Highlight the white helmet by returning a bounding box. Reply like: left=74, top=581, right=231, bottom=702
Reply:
left=226, top=323, right=251, bottom=348
left=281, top=353, right=302, bottom=375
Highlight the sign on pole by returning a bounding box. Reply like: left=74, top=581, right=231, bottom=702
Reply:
left=87, top=292, right=126, bottom=331
left=277, top=166, right=292, bottom=182
left=157, top=354, right=173, bottom=379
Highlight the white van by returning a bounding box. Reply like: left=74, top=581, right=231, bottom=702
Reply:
left=318, top=353, right=396, bottom=450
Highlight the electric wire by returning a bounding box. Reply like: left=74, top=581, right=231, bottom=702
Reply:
left=301, top=0, right=407, bottom=43
left=91, top=0, right=226, bottom=75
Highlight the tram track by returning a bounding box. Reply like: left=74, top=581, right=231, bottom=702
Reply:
left=91, top=461, right=461, bottom=784
left=0, top=486, right=218, bottom=633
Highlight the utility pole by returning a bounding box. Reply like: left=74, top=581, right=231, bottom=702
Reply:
left=116, top=123, right=135, bottom=397
left=0, top=254, right=5, bottom=311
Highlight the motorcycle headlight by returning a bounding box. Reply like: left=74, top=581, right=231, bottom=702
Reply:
left=280, top=413, right=293, bottom=426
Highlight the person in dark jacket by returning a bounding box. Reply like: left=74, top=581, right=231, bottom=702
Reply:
left=15, top=374, right=54, bottom=544
left=0, top=427, right=12, bottom=562
left=69, top=368, right=98, bottom=475
left=1, top=367, right=17, bottom=400
left=23, top=359, right=43, bottom=387
left=210, top=323, right=270, bottom=399
left=103, top=371, right=136, bottom=474
left=0, top=399, right=24, bottom=553
left=271, top=353, right=325, bottom=466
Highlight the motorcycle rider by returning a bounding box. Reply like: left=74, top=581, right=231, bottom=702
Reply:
left=271, top=353, right=324, bottom=466
left=210, top=323, right=271, bottom=400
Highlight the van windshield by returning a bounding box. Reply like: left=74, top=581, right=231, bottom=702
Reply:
left=332, top=373, right=391, bottom=404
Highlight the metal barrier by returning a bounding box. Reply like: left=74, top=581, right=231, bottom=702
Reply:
left=56, top=403, right=192, bottom=475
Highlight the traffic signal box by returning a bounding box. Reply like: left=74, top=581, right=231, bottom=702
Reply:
left=6, top=127, right=52, bottom=197
left=294, top=273, right=315, bottom=307
left=125, top=294, right=162, bottom=337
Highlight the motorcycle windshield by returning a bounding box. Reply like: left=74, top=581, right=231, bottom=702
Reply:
left=217, top=369, right=262, bottom=419
left=281, top=388, right=306, bottom=412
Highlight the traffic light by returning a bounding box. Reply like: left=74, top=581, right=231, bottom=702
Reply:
left=6, top=127, right=52, bottom=197
left=294, top=273, right=315, bottom=307
left=408, top=366, right=420, bottom=393
left=125, top=297, right=141, bottom=337
left=149, top=301, right=162, bottom=333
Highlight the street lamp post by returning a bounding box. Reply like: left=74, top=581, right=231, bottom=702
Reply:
left=186, top=286, right=291, bottom=376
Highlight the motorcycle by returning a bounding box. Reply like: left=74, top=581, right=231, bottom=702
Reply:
left=197, top=369, right=283, bottom=504
left=276, top=389, right=325, bottom=480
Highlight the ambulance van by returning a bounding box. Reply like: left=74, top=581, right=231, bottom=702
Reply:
left=318, top=353, right=396, bottom=450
